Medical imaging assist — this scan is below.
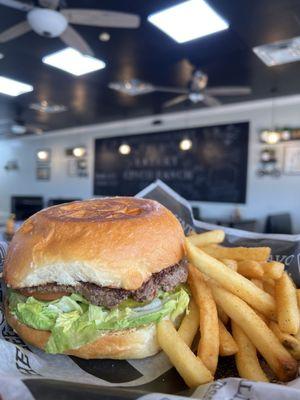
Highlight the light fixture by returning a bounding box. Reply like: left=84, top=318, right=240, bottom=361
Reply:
left=72, top=146, right=86, bottom=157
left=0, top=53, right=4, bottom=60
left=27, top=8, right=68, bottom=38
left=281, top=130, right=291, bottom=141
left=148, top=0, right=229, bottom=43
left=42, top=47, right=106, bottom=76
left=118, top=143, right=131, bottom=155
left=179, top=138, right=193, bottom=151
left=37, top=150, right=50, bottom=161
left=109, top=79, right=154, bottom=96
left=260, top=97, right=281, bottom=144
left=11, top=124, right=26, bottom=135
left=99, top=32, right=110, bottom=42
left=0, top=76, right=33, bottom=97
left=253, top=36, right=300, bottom=66
left=30, top=101, right=67, bottom=113
left=260, top=130, right=281, bottom=145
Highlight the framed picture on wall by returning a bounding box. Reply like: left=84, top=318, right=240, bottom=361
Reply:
left=67, top=158, right=88, bottom=177
left=283, top=146, right=300, bottom=175
left=36, top=166, right=50, bottom=180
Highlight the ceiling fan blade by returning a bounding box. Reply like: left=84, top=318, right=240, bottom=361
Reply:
left=163, top=94, right=189, bottom=108
left=61, top=9, right=140, bottom=29
left=0, top=0, right=32, bottom=11
left=205, top=86, right=252, bottom=96
left=60, top=26, right=94, bottom=56
left=202, top=94, right=221, bottom=107
left=38, top=0, right=59, bottom=9
left=153, top=85, right=189, bottom=94
left=0, top=20, right=31, bottom=43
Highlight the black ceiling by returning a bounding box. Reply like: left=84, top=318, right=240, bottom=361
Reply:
left=1, top=0, right=300, bottom=136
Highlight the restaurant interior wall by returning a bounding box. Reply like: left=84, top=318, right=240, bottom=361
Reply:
left=1, top=94, right=300, bottom=232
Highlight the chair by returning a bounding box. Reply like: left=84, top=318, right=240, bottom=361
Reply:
left=11, top=196, right=44, bottom=220
left=265, top=213, right=293, bottom=234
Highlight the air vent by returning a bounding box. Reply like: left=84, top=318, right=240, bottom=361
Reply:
left=253, top=36, right=300, bottom=66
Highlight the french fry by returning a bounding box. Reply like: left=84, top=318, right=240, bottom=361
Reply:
left=232, top=321, right=269, bottom=382
left=255, top=310, right=268, bottom=324
left=220, top=259, right=238, bottom=271
left=217, top=304, right=229, bottom=325
left=269, top=321, right=300, bottom=360
left=157, top=319, right=213, bottom=388
left=188, top=230, right=225, bottom=247
left=210, top=283, right=298, bottom=381
left=200, top=244, right=271, bottom=262
left=219, top=319, right=238, bottom=356
left=262, top=262, right=284, bottom=280
left=295, top=317, right=300, bottom=341
left=189, top=266, right=219, bottom=375
left=178, top=300, right=199, bottom=348
left=237, top=260, right=264, bottom=279
left=297, top=289, right=300, bottom=309
left=185, top=240, right=276, bottom=318
left=263, top=280, right=275, bottom=297
left=251, top=279, right=264, bottom=290
left=275, top=272, right=299, bottom=334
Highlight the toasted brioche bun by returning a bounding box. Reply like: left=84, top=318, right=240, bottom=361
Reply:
left=5, top=305, right=160, bottom=359
left=4, top=197, right=185, bottom=290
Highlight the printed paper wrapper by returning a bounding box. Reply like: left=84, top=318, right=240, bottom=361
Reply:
left=1, top=180, right=300, bottom=400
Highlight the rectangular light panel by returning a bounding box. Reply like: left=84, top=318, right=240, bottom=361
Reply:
left=0, top=76, right=33, bottom=96
left=42, top=47, right=106, bottom=76
left=148, top=0, right=229, bottom=43
left=253, top=36, right=300, bottom=66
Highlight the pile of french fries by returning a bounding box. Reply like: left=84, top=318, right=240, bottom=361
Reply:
left=157, top=230, right=300, bottom=388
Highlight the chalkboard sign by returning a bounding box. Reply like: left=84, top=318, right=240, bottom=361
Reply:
left=94, top=122, right=249, bottom=203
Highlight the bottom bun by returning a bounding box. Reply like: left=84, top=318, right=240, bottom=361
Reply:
left=5, top=306, right=160, bottom=359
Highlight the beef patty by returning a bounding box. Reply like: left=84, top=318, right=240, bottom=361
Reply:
left=18, top=260, right=188, bottom=308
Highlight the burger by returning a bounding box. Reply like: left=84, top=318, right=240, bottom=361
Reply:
left=4, top=197, right=189, bottom=359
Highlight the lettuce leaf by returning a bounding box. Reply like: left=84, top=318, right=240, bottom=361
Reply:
left=8, top=286, right=190, bottom=354
left=10, top=291, right=86, bottom=330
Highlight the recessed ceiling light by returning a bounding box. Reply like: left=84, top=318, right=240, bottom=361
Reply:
left=42, top=47, right=106, bottom=76
left=0, top=76, right=33, bottom=97
left=253, top=36, right=300, bottom=66
left=148, top=0, right=229, bottom=43
left=99, top=32, right=110, bottom=42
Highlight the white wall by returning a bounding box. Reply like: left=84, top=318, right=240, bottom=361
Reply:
left=1, top=95, right=300, bottom=232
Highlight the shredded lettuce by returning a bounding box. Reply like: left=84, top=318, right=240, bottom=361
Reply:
left=8, top=286, right=190, bottom=354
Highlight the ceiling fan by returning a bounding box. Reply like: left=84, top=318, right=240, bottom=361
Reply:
left=0, top=0, right=140, bottom=56
left=0, top=105, right=45, bottom=135
left=109, top=68, right=251, bottom=108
